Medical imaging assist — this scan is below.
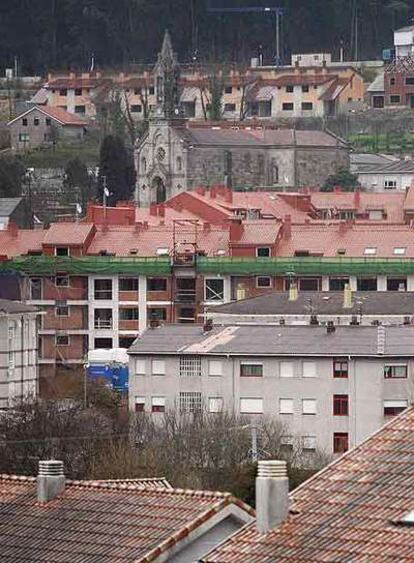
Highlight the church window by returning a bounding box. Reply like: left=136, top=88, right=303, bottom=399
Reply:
left=177, top=156, right=182, bottom=171
left=141, top=157, right=147, bottom=173
left=271, top=160, right=279, bottom=184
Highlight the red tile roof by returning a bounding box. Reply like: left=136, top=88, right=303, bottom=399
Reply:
left=42, top=223, right=95, bottom=246
left=7, top=105, right=89, bottom=127
left=202, top=407, right=414, bottom=563
left=0, top=230, right=44, bottom=258
left=47, top=78, right=111, bottom=89
left=0, top=476, right=253, bottom=563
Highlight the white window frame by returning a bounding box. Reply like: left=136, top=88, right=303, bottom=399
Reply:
left=279, top=398, right=294, bottom=414
left=179, top=355, right=202, bottom=377
left=135, top=359, right=146, bottom=376
left=209, top=360, right=223, bottom=376
left=384, top=179, right=397, bottom=189
left=8, top=351, right=15, bottom=370
left=302, top=435, right=317, bottom=450
left=179, top=391, right=202, bottom=413
left=151, top=396, right=166, bottom=412
left=156, top=247, right=169, bottom=256
left=208, top=397, right=223, bottom=413
left=256, top=276, right=272, bottom=288
left=363, top=247, right=377, bottom=256
left=152, top=359, right=165, bottom=376
left=55, top=334, right=70, bottom=346
left=393, top=247, right=406, bottom=255
left=240, top=398, right=263, bottom=414
left=280, top=361, right=294, bottom=378
left=302, top=398, right=317, bottom=415
left=204, top=278, right=225, bottom=301
left=302, top=361, right=317, bottom=378
left=135, top=396, right=145, bottom=410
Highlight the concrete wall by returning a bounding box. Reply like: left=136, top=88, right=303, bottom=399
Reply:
left=128, top=352, right=414, bottom=454
left=0, top=312, right=38, bottom=409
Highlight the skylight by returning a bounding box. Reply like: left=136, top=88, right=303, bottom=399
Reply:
left=400, top=511, right=414, bottom=526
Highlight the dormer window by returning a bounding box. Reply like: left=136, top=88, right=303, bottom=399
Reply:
left=337, top=249, right=346, bottom=255
left=393, top=247, right=406, bottom=255
left=55, top=247, right=69, bottom=257
left=257, top=247, right=271, bottom=258
left=364, top=247, right=377, bottom=256
left=156, top=247, right=169, bottom=256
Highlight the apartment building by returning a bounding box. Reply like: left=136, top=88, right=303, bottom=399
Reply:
left=128, top=324, right=414, bottom=455
left=0, top=299, right=40, bottom=408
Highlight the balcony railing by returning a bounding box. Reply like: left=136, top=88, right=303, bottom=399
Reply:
left=94, top=318, right=113, bottom=329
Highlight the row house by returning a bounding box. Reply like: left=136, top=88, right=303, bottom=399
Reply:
left=128, top=323, right=414, bottom=455
left=2, top=186, right=414, bottom=379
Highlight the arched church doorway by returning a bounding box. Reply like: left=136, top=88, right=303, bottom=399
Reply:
left=152, top=176, right=166, bottom=203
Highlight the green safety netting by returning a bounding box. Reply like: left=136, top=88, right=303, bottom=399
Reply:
left=196, top=257, right=414, bottom=276
left=0, top=256, right=171, bottom=276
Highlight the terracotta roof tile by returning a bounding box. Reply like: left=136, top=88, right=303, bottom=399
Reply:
left=43, top=223, right=95, bottom=246
left=202, top=407, right=414, bottom=563
left=0, top=230, right=45, bottom=257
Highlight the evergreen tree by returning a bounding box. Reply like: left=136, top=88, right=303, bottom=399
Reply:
left=98, top=135, right=136, bottom=205
left=0, top=155, right=25, bottom=198
left=63, top=157, right=94, bottom=211
left=321, top=167, right=361, bottom=192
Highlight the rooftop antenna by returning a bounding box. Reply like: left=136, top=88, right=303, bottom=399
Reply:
left=90, top=52, right=95, bottom=72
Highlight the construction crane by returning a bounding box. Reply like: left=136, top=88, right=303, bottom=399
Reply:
left=206, top=1, right=284, bottom=65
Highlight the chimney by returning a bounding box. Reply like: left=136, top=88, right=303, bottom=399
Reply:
left=158, top=203, right=165, bottom=217
left=210, top=187, right=217, bottom=199
left=354, top=188, right=361, bottom=209
left=224, top=188, right=233, bottom=203
left=288, top=282, right=298, bottom=301
left=203, top=318, right=213, bottom=332
left=203, top=222, right=211, bottom=233
left=283, top=215, right=292, bottom=240
left=8, top=221, right=18, bottom=238
left=334, top=186, right=342, bottom=193
left=37, top=460, right=65, bottom=503
left=256, top=460, right=289, bottom=534
left=143, top=221, right=149, bottom=230
left=338, top=221, right=347, bottom=235
left=343, top=283, right=353, bottom=308
left=326, top=320, right=336, bottom=334
left=195, top=186, right=206, bottom=196
left=149, top=203, right=157, bottom=216
left=229, top=218, right=244, bottom=242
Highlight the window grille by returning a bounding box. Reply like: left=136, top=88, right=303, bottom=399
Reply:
left=179, top=356, right=201, bottom=377
left=179, top=392, right=202, bottom=413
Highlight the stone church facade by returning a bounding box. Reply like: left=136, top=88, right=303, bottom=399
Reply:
left=134, top=31, right=350, bottom=206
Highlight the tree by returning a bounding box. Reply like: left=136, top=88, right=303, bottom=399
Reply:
left=321, top=167, right=361, bottom=192
left=0, top=154, right=25, bottom=197
left=63, top=157, right=95, bottom=211
left=98, top=135, right=136, bottom=204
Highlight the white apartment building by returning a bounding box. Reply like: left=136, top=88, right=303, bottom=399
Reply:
left=394, top=25, right=414, bottom=58
left=0, top=299, right=40, bottom=408
left=128, top=324, right=414, bottom=455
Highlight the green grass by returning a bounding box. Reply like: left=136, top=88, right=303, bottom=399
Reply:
left=22, top=134, right=100, bottom=169
left=348, top=132, right=414, bottom=154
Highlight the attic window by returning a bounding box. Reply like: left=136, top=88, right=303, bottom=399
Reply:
left=364, top=247, right=377, bottom=256
left=129, top=249, right=138, bottom=255
left=294, top=250, right=309, bottom=257
left=337, top=249, right=346, bottom=255
left=393, top=247, right=406, bottom=255
left=216, top=249, right=226, bottom=256
left=156, top=247, right=169, bottom=256
left=55, top=247, right=69, bottom=257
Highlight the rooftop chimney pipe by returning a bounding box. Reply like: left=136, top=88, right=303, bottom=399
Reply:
left=343, top=283, right=353, bottom=309
left=256, top=460, right=289, bottom=534
left=288, top=282, right=298, bottom=301
left=37, top=460, right=65, bottom=503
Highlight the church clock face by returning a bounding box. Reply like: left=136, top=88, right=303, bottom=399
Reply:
left=157, top=147, right=166, bottom=161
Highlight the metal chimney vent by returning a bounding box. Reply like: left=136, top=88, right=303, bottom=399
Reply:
left=258, top=460, right=287, bottom=479
left=38, top=460, right=64, bottom=476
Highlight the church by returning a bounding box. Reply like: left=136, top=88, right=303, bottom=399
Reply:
left=134, top=32, right=350, bottom=206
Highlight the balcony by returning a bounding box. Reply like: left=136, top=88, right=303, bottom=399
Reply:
left=176, top=289, right=196, bottom=303
left=94, top=309, right=113, bottom=330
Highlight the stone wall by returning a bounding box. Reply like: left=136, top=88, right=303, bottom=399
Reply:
left=296, top=147, right=349, bottom=186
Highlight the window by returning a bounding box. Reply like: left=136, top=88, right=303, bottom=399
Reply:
left=364, top=247, right=377, bottom=256
left=152, top=359, right=165, bottom=375
left=148, top=278, right=167, bottom=292
left=148, top=307, right=167, bottom=321
left=390, top=77, right=395, bottom=85
left=56, top=334, right=69, bottom=346
left=256, top=276, right=272, bottom=288
left=131, top=105, right=142, bottom=113
left=302, top=436, right=317, bottom=450
left=387, top=277, right=406, bottom=291
left=224, top=103, right=236, bottom=112
left=225, top=86, right=233, bottom=94
left=333, top=432, right=348, bottom=453
left=74, top=105, right=86, bottom=114
left=384, top=180, right=397, bottom=189
left=55, top=275, right=69, bottom=287
left=134, top=88, right=141, bottom=95
left=75, top=88, right=82, bottom=96
left=135, top=396, right=145, bottom=412
left=301, top=102, right=313, bottom=110
left=209, top=397, right=223, bottom=413
left=55, top=306, right=69, bottom=317
left=286, top=85, right=294, bottom=93
left=357, top=277, right=377, bottom=291
left=405, top=77, right=414, bottom=85
left=240, top=363, right=263, bottom=377
left=94, top=337, right=113, bottom=348
left=205, top=278, right=224, bottom=301
left=240, top=398, right=263, bottom=414
left=180, top=355, right=201, bottom=377
left=33, top=117, right=39, bottom=126
left=55, top=247, right=69, bottom=257
left=302, top=85, right=309, bottom=93
left=94, top=279, right=112, bottom=300
left=209, top=360, right=223, bottom=376
left=333, top=394, right=349, bottom=416
left=257, top=247, right=270, bottom=257
left=19, top=133, right=29, bottom=142
left=333, top=359, right=348, bottom=378
left=119, top=278, right=139, bottom=291
left=45, top=118, right=51, bottom=126
left=393, top=247, right=406, bottom=256
left=390, top=95, right=400, bottom=104
left=302, top=399, right=317, bottom=415
left=179, top=391, right=202, bottom=413
left=176, top=156, right=182, bottom=171
left=8, top=351, right=15, bottom=370
left=302, top=362, right=316, bottom=378
left=149, top=86, right=155, bottom=95
left=94, top=308, right=113, bottom=329
left=119, top=308, right=139, bottom=321
left=59, top=89, right=67, bottom=96
left=281, top=435, right=294, bottom=450
left=329, top=277, right=349, bottom=291
left=384, top=365, right=407, bottom=379
left=22, top=118, right=28, bottom=126
left=280, top=362, right=294, bottom=378
left=30, top=278, right=42, bottom=299
left=135, top=359, right=146, bottom=375
left=384, top=400, right=408, bottom=417
left=282, top=102, right=294, bottom=110
left=152, top=397, right=166, bottom=413
left=280, top=398, right=294, bottom=414
left=141, top=157, right=147, bottom=173
left=299, top=278, right=320, bottom=291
